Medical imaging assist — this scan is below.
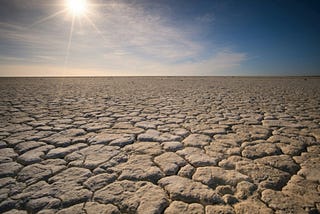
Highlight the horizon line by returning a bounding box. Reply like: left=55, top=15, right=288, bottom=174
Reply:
left=0, top=75, right=319, bottom=78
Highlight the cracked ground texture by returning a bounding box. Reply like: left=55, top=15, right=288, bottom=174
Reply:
left=0, top=77, right=319, bottom=214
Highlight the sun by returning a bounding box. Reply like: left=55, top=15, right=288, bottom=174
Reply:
left=66, top=0, right=88, bottom=16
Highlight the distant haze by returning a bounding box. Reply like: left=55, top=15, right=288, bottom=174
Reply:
left=0, top=0, right=320, bottom=76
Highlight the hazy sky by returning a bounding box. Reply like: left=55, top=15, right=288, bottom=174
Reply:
left=0, top=0, right=319, bottom=76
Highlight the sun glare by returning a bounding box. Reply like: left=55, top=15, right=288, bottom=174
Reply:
left=30, top=0, right=104, bottom=68
left=67, top=0, right=88, bottom=16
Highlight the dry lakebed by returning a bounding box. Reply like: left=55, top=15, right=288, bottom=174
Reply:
left=0, top=77, right=319, bottom=214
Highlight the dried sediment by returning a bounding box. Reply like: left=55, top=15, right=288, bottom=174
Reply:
left=0, top=77, right=319, bottom=213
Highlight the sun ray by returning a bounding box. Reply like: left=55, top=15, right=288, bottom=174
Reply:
left=84, top=14, right=107, bottom=43
left=23, top=0, right=104, bottom=70
left=29, top=9, right=67, bottom=28
left=64, top=15, right=75, bottom=67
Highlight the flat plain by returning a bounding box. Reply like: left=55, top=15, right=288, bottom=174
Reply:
left=0, top=77, right=319, bottom=214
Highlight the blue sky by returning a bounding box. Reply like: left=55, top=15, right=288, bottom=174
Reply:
left=0, top=0, right=319, bottom=76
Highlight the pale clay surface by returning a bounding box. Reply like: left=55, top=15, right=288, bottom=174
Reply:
left=0, top=77, right=320, bottom=214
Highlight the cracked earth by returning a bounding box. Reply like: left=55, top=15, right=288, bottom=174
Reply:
left=0, top=77, right=319, bottom=214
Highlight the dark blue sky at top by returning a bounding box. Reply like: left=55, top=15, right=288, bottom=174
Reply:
left=0, top=0, right=319, bottom=76
left=164, top=0, right=320, bottom=75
